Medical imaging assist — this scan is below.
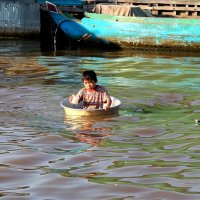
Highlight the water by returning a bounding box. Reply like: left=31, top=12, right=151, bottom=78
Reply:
left=0, top=39, right=200, bottom=200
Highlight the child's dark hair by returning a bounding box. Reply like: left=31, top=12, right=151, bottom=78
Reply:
left=82, top=70, right=97, bottom=83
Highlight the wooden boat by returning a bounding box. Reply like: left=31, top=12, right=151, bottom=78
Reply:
left=60, top=96, right=121, bottom=116
left=46, top=1, right=200, bottom=51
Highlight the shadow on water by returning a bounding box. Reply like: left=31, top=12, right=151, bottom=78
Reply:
left=1, top=38, right=200, bottom=58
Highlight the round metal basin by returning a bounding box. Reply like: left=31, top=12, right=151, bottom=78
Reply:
left=60, top=96, right=121, bottom=116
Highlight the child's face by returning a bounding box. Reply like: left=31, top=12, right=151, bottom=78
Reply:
left=83, top=80, right=96, bottom=90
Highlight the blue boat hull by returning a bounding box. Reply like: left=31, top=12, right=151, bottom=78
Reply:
left=48, top=8, right=200, bottom=50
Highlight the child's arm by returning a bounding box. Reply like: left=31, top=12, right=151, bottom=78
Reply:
left=69, top=94, right=79, bottom=104
left=69, top=95, right=73, bottom=102
left=105, top=96, right=112, bottom=111
left=69, top=89, right=83, bottom=104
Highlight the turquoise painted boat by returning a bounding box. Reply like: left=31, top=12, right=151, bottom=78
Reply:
left=46, top=1, right=200, bottom=51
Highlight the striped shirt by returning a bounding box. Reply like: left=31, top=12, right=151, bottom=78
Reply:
left=75, top=85, right=110, bottom=109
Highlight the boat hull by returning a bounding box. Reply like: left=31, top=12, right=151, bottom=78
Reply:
left=48, top=6, right=200, bottom=50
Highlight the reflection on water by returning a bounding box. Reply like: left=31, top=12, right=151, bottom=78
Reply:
left=0, top=39, right=200, bottom=200
left=64, top=114, right=118, bottom=146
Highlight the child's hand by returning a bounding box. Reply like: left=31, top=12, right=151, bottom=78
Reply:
left=69, top=94, right=78, bottom=104
left=105, top=105, right=110, bottom=111
left=69, top=95, right=73, bottom=102
left=104, top=97, right=112, bottom=111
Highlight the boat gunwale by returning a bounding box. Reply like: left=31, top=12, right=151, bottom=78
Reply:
left=84, top=12, right=200, bottom=25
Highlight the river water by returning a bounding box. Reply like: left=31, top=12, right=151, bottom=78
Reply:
left=0, top=39, right=200, bottom=200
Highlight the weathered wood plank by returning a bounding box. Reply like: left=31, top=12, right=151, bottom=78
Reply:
left=86, top=0, right=200, bottom=5
left=46, top=0, right=200, bottom=18
left=151, top=6, right=200, bottom=11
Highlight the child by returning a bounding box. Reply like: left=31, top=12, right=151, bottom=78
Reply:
left=69, top=70, right=112, bottom=111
